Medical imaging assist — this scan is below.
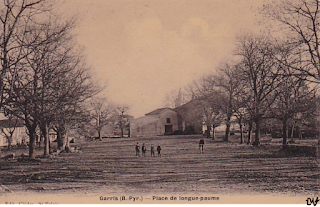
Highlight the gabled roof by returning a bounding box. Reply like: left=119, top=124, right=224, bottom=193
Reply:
left=133, top=115, right=159, bottom=125
left=145, top=108, right=172, bottom=116
left=174, top=98, right=204, bottom=112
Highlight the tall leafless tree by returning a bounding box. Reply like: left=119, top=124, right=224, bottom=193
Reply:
left=115, top=105, right=130, bottom=138
left=4, top=10, right=97, bottom=158
left=235, top=34, right=282, bottom=146
left=90, top=97, right=113, bottom=140
left=189, top=77, right=225, bottom=139
left=269, top=47, right=317, bottom=147
left=210, top=61, right=244, bottom=142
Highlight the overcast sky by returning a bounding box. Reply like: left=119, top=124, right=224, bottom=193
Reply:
left=58, top=0, right=266, bottom=118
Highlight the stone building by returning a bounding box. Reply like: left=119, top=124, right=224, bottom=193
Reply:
left=130, top=108, right=178, bottom=137
left=173, top=99, right=204, bottom=134
left=130, top=98, right=207, bottom=137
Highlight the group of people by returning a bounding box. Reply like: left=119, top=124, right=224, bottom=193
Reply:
left=134, top=139, right=205, bottom=157
left=135, top=143, right=161, bottom=157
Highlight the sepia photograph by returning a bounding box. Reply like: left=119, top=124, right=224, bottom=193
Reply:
left=0, top=0, right=319, bottom=204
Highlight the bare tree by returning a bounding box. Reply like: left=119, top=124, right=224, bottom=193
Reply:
left=73, top=107, right=95, bottom=140
left=4, top=11, right=97, bottom=158
left=115, top=105, right=130, bottom=138
left=233, top=83, right=252, bottom=145
left=189, top=78, right=225, bottom=139
left=202, top=97, right=225, bottom=140
left=271, top=68, right=316, bottom=148
left=263, top=0, right=320, bottom=83
left=210, top=61, right=244, bottom=142
left=0, top=0, right=55, bottom=159
left=90, top=97, right=113, bottom=140
left=235, top=34, right=281, bottom=146
left=233, top=63, right=256, bottom=144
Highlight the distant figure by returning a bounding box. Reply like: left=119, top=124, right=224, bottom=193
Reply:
left=150, top=144, right=155, bottom=157
left=21, top=138, right=25, bottom=146
left=199, top=139, right=204, bottom=154
left=142, top=143, right=147, bottom=157
left=135, top=143, right=140, bottom=157
left=157, top=144, right=161, bottom=157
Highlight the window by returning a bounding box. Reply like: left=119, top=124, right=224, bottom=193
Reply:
left=166, top=118, right=171, bottom=124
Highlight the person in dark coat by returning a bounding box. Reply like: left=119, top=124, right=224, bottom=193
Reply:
left=150, top=144, right=155, bottom=157
left=199, top=139, right=204, bottom=154
left=157, top=144, right=161, bottom=157
left=142, top=143, right=147, bottom=157
left=135, top=143, right=140, bottom=157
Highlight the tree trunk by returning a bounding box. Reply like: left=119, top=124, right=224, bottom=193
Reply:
left=98, top=130, right=102, bottom=141
left=296, top=126, right=302, bottom=139
left=41, top=124, right=50, bottom=157
left=7, top=137, right=12, bottom=151
left=25, top=118, right=38, bottom=159
left=253, top=117, right=261, bottom=146
left=57, top=129, right=64, bottom=149
left=120, top=128, right=124, bottom=138
left=56, top=126, right=69, bottom=152
left=63, top=127, right=70, bottom=152
left=247, top=121, right=253, bottom=144
left=225, top=116, right=231, bottom=142
left=128, top=125, right=130, bottom=138
left=206, top=124, right=211, bottom=138
left=40, top=134, right=44, bottom=148
left=212, top=126, right=216, bottom=140
left=28, top=130, right=36, bottom=159
left=282, top=117, right=288, bottom=149
left=239, top=120, right=243, bottom=144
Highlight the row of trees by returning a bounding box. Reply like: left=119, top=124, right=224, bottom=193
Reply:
left=0, top=0, right=96, bottom=158
left=172, top=0, right=319, bottom=148
left=0, top=0, right=128, bottom=158
left=82, top=97, right=131, bottom=141
left=192, top=35, right=316, bottom=146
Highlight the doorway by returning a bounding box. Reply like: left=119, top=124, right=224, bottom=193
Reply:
left=165, top=125, right=173, bottom=134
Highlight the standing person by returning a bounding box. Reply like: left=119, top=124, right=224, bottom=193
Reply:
left=150, top=144, right=155, bottom=157
left=157, top=144, right=161, bottom=157
left=142, top=143, right=147, bottom=157
left=199, top=139, right=204, bottom=154
left=135, top=143, right=140, bottom=157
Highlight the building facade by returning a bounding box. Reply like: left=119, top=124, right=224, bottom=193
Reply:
left=174, top=99, right=204, bottom=134
left=0, top=119, right=28, bottom=147
left=130, top=108, right=178, bottom=137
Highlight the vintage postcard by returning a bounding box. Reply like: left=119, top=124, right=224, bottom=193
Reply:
left=0, top=0, right=319, bottom=205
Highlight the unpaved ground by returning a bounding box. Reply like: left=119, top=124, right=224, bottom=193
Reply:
left=0, top=135, right=319, bottom=199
